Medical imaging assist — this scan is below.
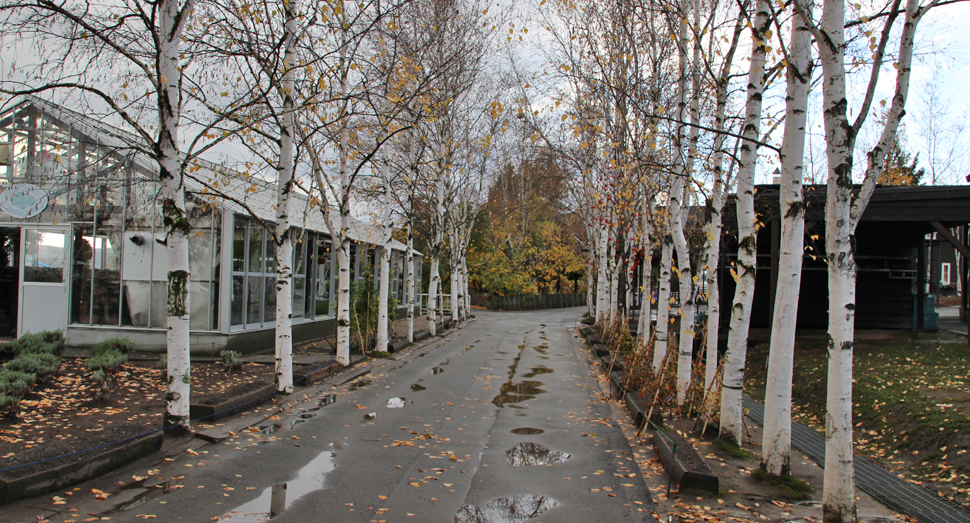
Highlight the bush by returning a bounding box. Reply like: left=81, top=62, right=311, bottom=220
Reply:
left=37, top=330, right=66, bottom=355
left=220, top=350, right=242, bottom=371
left=4, top=352, right=61, bottom=378
left=0, top=392, right=21, bottom=415
left=91, top=337, right=135, bottom=356
left=91, top=369, right=113, bottom=398
left=0, top=370, right=36, bottom=397
left=86, top=349, right=128, bottom=371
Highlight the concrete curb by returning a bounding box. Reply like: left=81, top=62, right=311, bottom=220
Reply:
left=577, top=320, right=719, bottom=495
left=189, top=383, right=280, bottom=423
left=0, top=434, right=164, bottom=505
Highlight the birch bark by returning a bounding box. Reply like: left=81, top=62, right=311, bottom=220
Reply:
left=720, top=0, right=769, bottom=445
left=273, top=1, right=298, bottom=393
left=761, top=2, right=812, bottom=476
left=653, top=237, right=673, bottom=371
left=159, top=0, right=194, bottom=431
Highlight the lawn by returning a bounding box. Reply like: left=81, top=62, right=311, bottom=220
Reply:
left=744, top=332, right=970, bottom=506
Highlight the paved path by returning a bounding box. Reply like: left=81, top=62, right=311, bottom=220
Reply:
left=9, top=308, right=653, bottom=523
left=743, top=397, right=970, bottom=523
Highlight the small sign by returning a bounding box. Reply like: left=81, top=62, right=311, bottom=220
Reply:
left=0, top=183, right=50, bottom=219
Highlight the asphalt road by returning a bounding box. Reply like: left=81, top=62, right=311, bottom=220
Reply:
left=15, top=307, right=653, bottom=523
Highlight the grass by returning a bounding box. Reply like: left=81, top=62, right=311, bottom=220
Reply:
left=713, top=437, right=755, bottom=459
left=751, top=468, right=813, bottom=500
left=744, top=333, right=970, bottom=505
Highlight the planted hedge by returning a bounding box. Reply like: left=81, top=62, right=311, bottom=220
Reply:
left=0, top=331, right=64, bottom=416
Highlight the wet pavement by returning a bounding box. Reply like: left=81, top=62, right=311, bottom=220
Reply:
left=8, top=308, right=653, bottom=522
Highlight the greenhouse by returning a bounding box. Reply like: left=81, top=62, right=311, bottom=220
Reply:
left=0, top=96, right=419, bottom=351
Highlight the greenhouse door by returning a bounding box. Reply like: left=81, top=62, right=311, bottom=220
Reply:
left=18, top=227, right=68, bottom=337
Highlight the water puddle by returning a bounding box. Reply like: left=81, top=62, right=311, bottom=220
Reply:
left=505, top=442, right=571, bottom=466
left=455, top=495, right=560, bottom=523
left=432, top=367, right=445, bottom=375
left=364, top=412, right=377, bottom=421
left=522, top=366, right=553, bottom=378
left=220, top=451, right=336, bottom=522
left=492, top=381, right=545, bottom=407
left=319, top=394, right=337, bottom=407
left=102, top=481, right=173, bottom=514
left=386, top=397, right=406, bottom=408
left=349, top=380, right=371, bottom=390
left=510, top=427, right=544, bottom=435
left=533, top=344, right=549, bottom=354
left=259, top=423, right=283, bottom=435
left=410, top=383, right=427, bottom=391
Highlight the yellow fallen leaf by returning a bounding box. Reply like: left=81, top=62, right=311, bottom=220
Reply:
left=378, top=495, right=387, bottom=500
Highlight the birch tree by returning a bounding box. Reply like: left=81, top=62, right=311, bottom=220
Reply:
left=719, top=0, right=770, bottom=444
left=792, top=0, right=939, bottom=519
left=761, top=1, right=812, bottom=476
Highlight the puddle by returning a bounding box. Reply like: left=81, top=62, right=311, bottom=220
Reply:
left=103, top=481, right=173, bottom=514
left=510, top=427, right=544, bottom=435
left=432, top=367, right=445, bottom=375
left=221, top=451, right=336, bottom=522
left=349, top=380, right=371, bottom=390
left=259, top=423, right=283, bottom=435
left=492, top=381, right=545, bottom=407
left=522, top=366, right=553, bottom=378
left=386, top=397, right=406, bottom=408
left=410, top=383, right=427, bottom=391
left=319, top=394, right=337, bottom=406
left=438, top=360, right=450, bottom=365
left=364, top=412, right=377, bottom=421
left=455, top=495, right=561, bottom=523
left=299, top=413, right=315, bottom=419
left=496, top=351, right=507, bottom=355
left=505, top=442, right=571, bottom=466
left=533, top=344, right=549, bottom=354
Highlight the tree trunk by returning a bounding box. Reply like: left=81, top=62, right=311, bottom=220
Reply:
left=376, top=167, right=392, bottom=353
left=336, top=233, right=351, bottom=365
left=595, top=224, right=609, bottom=324
left=720, top=0, right=769, bottom=445
left=273, top=3, right=297, bottom=393
left=159, top=0, right=192, bottom=432
left=653, top=238, right=673, bottom=371
left=637, top=203, right=653, bottom=342
left=428, top=255, right=439, bottom=336
left=406, top=218, right=415, bottom=343
left=762, top=2, right=812, bottom=476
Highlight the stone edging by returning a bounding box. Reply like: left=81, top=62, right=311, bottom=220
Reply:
left=0, top=434, right=164, bottom=505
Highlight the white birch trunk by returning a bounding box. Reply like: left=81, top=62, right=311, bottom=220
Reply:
left=428, top=255, right=439, bottom=336
left=762, top=3, right=812, bottom=476
left=334, top=15, right=351, bottom=366
left=451, top=242, right=460, bottom=323
left=462, top=257, right=470, bottom=316
left=376, top=168, right=392, bottom=353
left=336, top=234, right=351, bottom=365
left=159, top=0, right=193, bottom=431
left=720, top=0, right=769, bottom=445
left=406, top=219, right=415, bottom=343
left=653, top=238, right=673, bottom=371
left=273, top=4, right=297, bottom=393
left=637, top=204, right=653, bottom=342
left=595, top=223, right=609, bottom=324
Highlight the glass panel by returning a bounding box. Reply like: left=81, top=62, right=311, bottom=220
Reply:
left=189, top=229, right=213, bottom=281
left=316, top=239, right=332, bottom=317
left=91, top=233, right=121, bottom=326
left=305, top=237, right=315, bottom=318
left=231, top=275, right=244, bottom=326
left=233, top=217, right=246, bottom=272
left=70, top=227, right=93, bottom=324
left=190, top=281, right=210, bottom=330
left=265, top=232, right=276, bottom=274
left=349, top=244, right=357, bottom=282
left=294, top=231, right=307, bottom=276
left=247, top=275, right=261, bottom=324
left=24, top=229, right=66, bottom=283
left=123, top=281, right=151, bottom=327
left=149, top=281, right=168, bottom=328
left=264, top=276, right=276, bottom=323
left=0, top=228, right=20, bottom=337
left=248, top=225, right=263, bottom=273
left=293, top=276, right=305, bottom=320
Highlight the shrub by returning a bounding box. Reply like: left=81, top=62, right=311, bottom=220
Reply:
left=91, top=337, right=135, bottom=356
left=4, top=352, right=61, bottom=378
left=86, top=349, right=128, bottom=371
left=37, top=330, right=66, bottom=355
left=0, top=370, right=36, bottom=397
left=220, top=350, right=242, bottom=371
left=0, top=392, right=21, bottom=415
left=91, top=369, right=113, bottom=399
